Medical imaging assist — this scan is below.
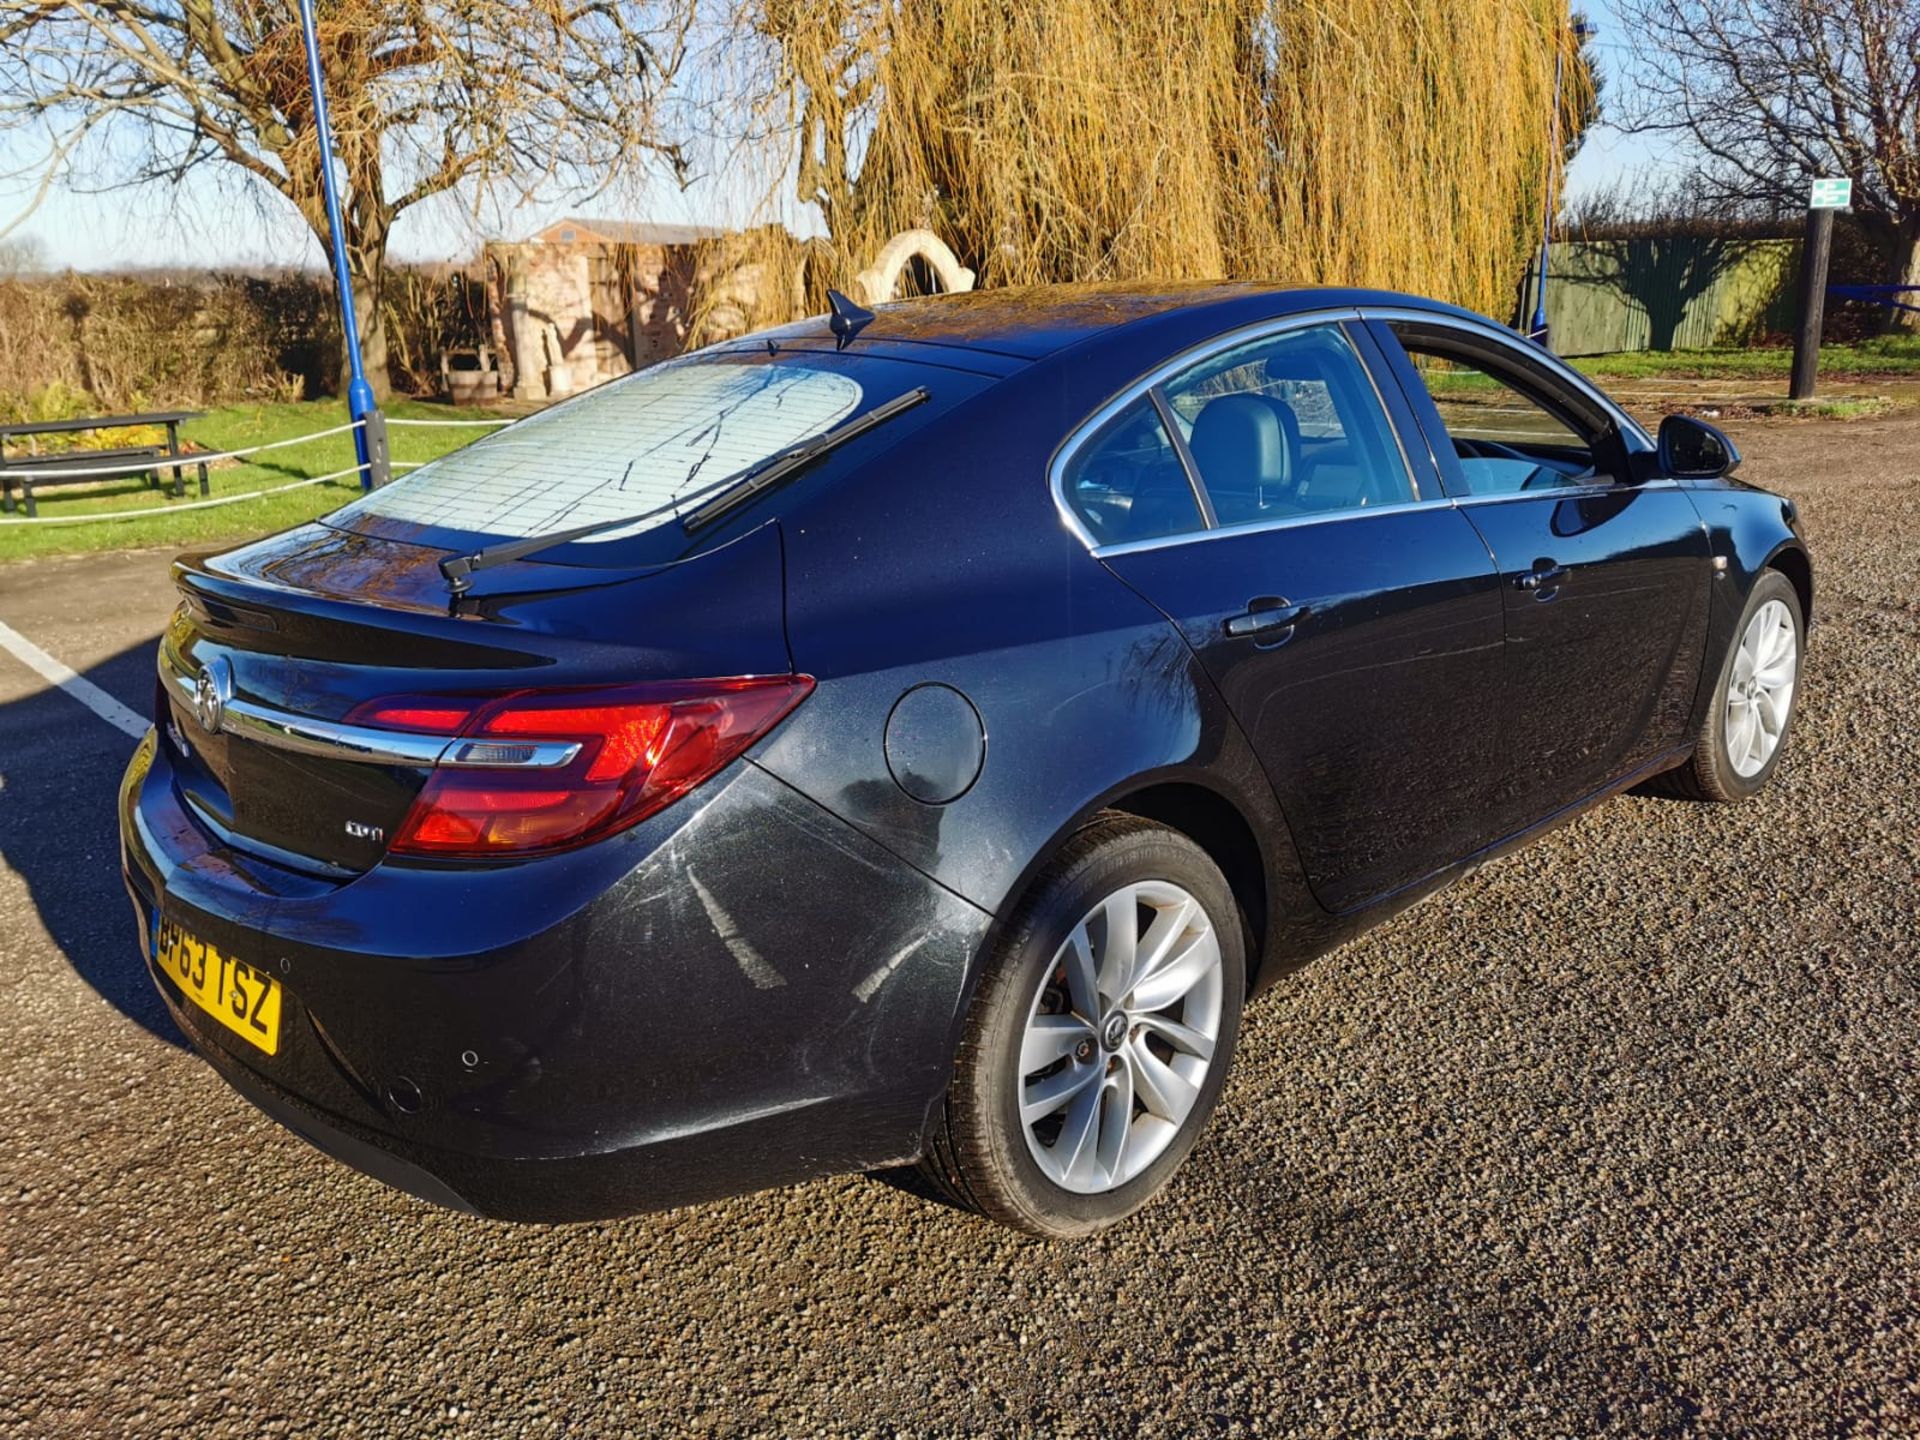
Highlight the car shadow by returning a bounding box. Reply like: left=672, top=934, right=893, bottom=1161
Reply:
left=0, top=634, right=184, bottom=1047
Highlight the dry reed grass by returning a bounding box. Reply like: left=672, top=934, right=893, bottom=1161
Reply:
left=725, top=0, right=1586, bottom=321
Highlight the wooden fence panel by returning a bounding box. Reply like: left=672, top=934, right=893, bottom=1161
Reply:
left=1541, top=238, right=1798, bottom=356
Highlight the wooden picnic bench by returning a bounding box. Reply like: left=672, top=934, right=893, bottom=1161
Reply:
left=0, top=409, right=206, bottom=518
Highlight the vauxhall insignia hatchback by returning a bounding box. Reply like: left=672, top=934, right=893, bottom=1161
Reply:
left=120, top=283, right=1812, bottom=1237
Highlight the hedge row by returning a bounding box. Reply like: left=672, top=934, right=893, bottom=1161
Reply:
left=0, top=267, right=486, bottom=423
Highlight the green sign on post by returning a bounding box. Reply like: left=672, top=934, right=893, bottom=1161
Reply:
left=1809, top=177, right=1853, bottom=210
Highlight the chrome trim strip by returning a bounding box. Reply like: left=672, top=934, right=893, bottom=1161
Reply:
left=1090, top=496, right=1450, bottom=558
left=1355, top=305, right=1656, bottom=450
left=218, top=701, right=453, bottom=767
left=1449, top=477, right=1681, bottom=508
left=1087, top=478, right=1686, bottom=557
left=158, top=647, right=578, bottom=769
left=1147, top=385, right=1217, bottom=529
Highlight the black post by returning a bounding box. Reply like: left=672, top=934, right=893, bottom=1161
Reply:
left=166, top=418, right=185, bottom=497
left=360, top=408, right=393, bottom=488
left=1790, top=206, right=1835, bottom=400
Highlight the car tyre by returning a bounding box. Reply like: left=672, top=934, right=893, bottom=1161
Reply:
left=1656, top=568, right=1804, bottom=802
left=918, top=814, right=1246, bottom=1238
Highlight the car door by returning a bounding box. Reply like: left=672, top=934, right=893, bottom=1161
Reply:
left=1058, top=317, right=1507, bottom=914
left=1368, top=315, right=1712, bottom=837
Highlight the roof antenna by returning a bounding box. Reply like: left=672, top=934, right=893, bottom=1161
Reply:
left=826, top=289, right=875, bottom=349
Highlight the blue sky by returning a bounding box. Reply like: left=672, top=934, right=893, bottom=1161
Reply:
left=3, top=3, right=1676, bottom=272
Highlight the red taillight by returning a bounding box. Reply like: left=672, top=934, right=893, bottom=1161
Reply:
left=366, top=676, right=813, bottom=858
left=356, top=699, right=483, bottom=733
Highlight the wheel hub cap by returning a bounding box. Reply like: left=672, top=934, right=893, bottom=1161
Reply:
left=1015, top=879, right=1225, bottom=1195
left=1723, top=598, right=1797, bottom=779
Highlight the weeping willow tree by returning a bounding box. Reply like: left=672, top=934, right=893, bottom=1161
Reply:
left=722, top=0, right=1594, bottom=322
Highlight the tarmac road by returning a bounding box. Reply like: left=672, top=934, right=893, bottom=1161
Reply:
left=0, top=415, right=1915, bottom=1437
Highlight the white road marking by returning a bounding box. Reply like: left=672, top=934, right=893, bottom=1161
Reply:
left=0, top=619, right=149, bottom=740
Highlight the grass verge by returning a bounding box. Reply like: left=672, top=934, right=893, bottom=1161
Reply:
left=1760, top=396, right=1894, bottom=421
left=0, top=399, right=503, bottom=564
left=1573, top=335, right=1920, bottom=381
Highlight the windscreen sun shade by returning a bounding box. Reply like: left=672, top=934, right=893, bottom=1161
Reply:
left=336, top=362, right=863, bottom=547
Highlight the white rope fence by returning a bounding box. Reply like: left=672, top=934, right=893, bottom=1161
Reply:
left=0, top=411, right=515, bottom=526
left=386, top=417, right=515, bottom=428
left=0, top=418, right=368, bottom=482
left=2, top=465, right=370, bottom=526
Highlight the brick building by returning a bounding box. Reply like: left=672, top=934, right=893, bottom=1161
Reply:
left=477, top=219, right=972, bottom=403
left=482, top=217, right=785, bottom=401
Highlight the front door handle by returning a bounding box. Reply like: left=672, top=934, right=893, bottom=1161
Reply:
left=1224, top=598, right=1309, bottom=637
left=1514, top=562, right=1568, bottom=592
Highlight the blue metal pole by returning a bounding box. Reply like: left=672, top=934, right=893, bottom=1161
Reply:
left=295, top=0, right=379, bottom=487
left=1529, top=46, right=1566, bottom=345
left=1530, top=18, right=1593, bottom=350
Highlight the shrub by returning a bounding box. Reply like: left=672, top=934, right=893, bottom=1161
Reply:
left=0, top=263, right=488, bottom=417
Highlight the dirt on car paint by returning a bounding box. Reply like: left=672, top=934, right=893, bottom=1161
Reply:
left=0, top=413, right=1915, bottom=1437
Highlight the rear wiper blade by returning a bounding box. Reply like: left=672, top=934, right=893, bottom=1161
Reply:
left=439, top=464, right=741, bottom=595
left=679, top=385, right=929, bottom=534
left=438, top=386, right=929, bottom=594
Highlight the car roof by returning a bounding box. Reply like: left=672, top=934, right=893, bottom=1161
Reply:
left=752, top=281, right=1492, bottom=360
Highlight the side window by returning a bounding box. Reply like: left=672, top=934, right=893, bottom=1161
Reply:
left=1400, top=347, right=1603, bottom=495
left=1159, top=324, right=1414, bottom=527
left=1061, top=394, right=1204, bottom=546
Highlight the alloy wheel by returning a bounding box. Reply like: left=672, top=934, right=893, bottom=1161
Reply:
left=1724, top=597, right=1797, bottom=778
left=1017, top=880, right=1225, bottom=1194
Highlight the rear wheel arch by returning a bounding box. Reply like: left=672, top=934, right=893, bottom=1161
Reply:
left=1102, top=783, right=1270, bottom=993
left=964, top=778, right=1274, bottom=1017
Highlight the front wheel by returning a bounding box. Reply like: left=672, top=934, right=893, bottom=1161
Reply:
left=918, top=815, right=1246, bottom=1239
left=1659, top=568, right=1804, bottom=802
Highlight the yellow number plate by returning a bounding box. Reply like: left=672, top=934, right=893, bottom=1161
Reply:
left=157, top=920, right=282, bottom=1056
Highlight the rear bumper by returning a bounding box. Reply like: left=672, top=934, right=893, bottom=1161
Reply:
left=120, top=732, right=992, bottom=1221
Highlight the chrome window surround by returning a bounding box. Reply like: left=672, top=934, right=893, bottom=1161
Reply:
left=1049, top=309, right=1417, bottom=550
left=1359, top=304, right=1656, bottom=451
left=158, top=647, right=581, bottom=770
left=1049, top=304, right=1657, bottom=559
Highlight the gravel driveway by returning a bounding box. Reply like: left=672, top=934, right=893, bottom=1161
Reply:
left=0, top=414, right=1914, bottom=1436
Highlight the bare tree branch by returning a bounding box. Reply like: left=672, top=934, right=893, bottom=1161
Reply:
left=1618, top=0, right=1919, bottom=222
left=0, top=0, right=693, bottom=392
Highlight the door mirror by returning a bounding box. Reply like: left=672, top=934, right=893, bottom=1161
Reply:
left=1656, top=415, right=1739, bottom=479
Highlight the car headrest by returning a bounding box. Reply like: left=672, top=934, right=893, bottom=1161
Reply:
left=1189, top=395, right=1297, bottom=518
left=1257, top=395, right=1305, bottom=474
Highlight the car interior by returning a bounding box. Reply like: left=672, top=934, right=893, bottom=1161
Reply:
left=1400, top=348, right=1602, bottom=494
left=1066, top=325, right=1418, bottom=546
left=1169, top=332, right=1413, bottom=527
left=1381, top=321, right=1637, bottom=495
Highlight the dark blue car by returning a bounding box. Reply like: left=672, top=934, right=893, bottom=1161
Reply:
left=120, top=283, right=1812, bottom=1237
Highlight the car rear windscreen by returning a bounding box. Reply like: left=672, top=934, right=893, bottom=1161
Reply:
left=334, top=354, right=881, bottom=549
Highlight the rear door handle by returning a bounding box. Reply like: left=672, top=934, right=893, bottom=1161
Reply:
left=1514, top=563, right=1568, bottom=592
left=1224, top=598, right=1309, bottom=637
